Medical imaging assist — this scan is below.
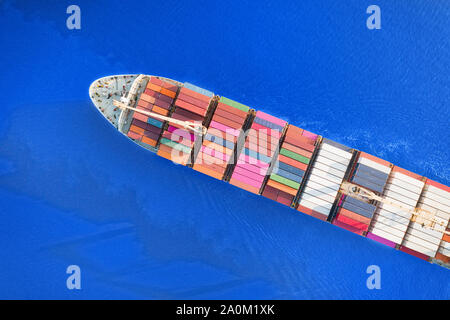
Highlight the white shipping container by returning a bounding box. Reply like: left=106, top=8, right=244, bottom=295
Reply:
left=372, top=219, right=408, bottom=237
left=375, top=209, right=410, bottom=225
left=303, top=186, right=337, bottom=203
left=422, top=188, right=450, bottom=207
left=418, top=203, right=450, bottom=221
left=301, top=191, right=334, bottom=208
left=427, top=184, right=450, bottom=200
left=306, top=180, right=337, bottom=195
left=391, top=171, right=425, bottom=189
left=299, top=199, right=331, bottom=216
left=387, top=178, right=423, bottom=194
left=310, top=167, right=343, bottom=185
left=379, top=200, right=414, bottom=215
left=313, top=161, right=347, bottom=178
left=405, top=225, right=442, bottom=246
left=384, top=189, right=419, bottom=207
left=371, top=227, right=402, bottom=244
left=373, top=212, right=409, bottom=230
left=316, top=149, right=350, bottom=166
left=440, top=239, right=450, bottom=250
left=402, top=238, right=435, bottom=257
left=321, top=143, right=352, bottom=160
left=308, top=174, right=341, bottom=193
left=420, top=196, right=450, bottom=214
left=384, top=183, right=420, bottom=201
left=408, top=221, right=445, bottom=238
left=358, top=157, right=391, bottom=174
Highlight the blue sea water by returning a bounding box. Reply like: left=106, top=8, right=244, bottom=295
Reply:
left=0, top=0, right=449, bottom=299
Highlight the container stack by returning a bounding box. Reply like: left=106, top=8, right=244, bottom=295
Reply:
left=127, top=77, right=178, bottom=148
left=436, top=225, right=450, bottom=264
left=296, top=139, right=353, bottom=221
left=434, top=181, right=450, bottom=264
left=157, top=82, right=213, bottom=165
left=334, top=196, right=376, bottom=235
left=193, top=97, right=250, bottom=180
left=400, top=179, right=450, bottom=261
left=333, top=152, right=391, bottom=235
left=425, top=180, right=450, bottom=264
left=262, top=124, right=319, bottom=206
left=229, top=111, right=287, bottom=194
left=367, top=167, right=425, bottom=250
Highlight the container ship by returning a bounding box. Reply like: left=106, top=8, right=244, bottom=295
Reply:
left=89, top=74, right=450, bottom=269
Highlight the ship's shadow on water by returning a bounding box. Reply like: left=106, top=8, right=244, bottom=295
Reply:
left=0, top=102, right=448, bottom=299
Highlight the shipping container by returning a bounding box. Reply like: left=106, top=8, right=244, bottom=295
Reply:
left=332, top=152, right=391, bottom=235
left=127, top=76, right=179, bottom=148
left=368, top=166, right=425, bottom=250
left=402, top=179, right=450, bottom=261
left=230, top=111, right=287, bottom=193
left=262, top=124, right=319, bottom=207
left=193, top=96, right=250, bottom=180
left=296, top=138, right=353, bottom=221
left=157, top=82, right=214, bottom=166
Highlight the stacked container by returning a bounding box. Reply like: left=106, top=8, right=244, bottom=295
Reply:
left=296, top=139, right=353, bottom=221
left=426, top=180, right=450, bottom=264
left=127, top=77, right=178, bottom=148
left=262, top=124, right=319, bottom=206
left=157, top=82, right=213, bottom=165
left=193, top=97, right=250, bottom=180
left=229, top=111, right=287, bottom=194
left=399, top=179, right=450, bottom=260
left=367, top=167, right=425, bottom=250
left=333, top=152, right=391, bottom=235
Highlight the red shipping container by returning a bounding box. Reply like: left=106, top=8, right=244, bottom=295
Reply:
left=213, top=114, right=243, bottom=130
left=435, top=252, right=450, bottom=263
left=180, top=87, right=211, bottom=103
left=213, top=107, right=247, bottom=124
left=150, top=77, right=164, bottom=87
left=336, top=214, right=368, bottom=231
left=251, top=123, right=282, bottom=138
left=281, top=142, right=313, bottom=158
left=127, top=131, right=142, bottom=140
left=297, top=205, right=328, bottom=221
left=283, top=135, right=315, bottom=152
left=177, top=92, right=209, bottom=109
left=276, top=191, right=294, bottom=206
left=175, top=100, right=207, bottom=116
left=338, top=208, right=371, bottom=225
left=399, top=246, right=429, bottom=261
left=392, top=166, right=423, bottom=181
left=216, top=102, right=248, bottom=118
left=262, top=185, right=279, bottom=201
left=333, top=220, right=365, bottom=236
left=132, top=113, right=149, bottom=124
left=286, top=125, right=303, bottom=137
